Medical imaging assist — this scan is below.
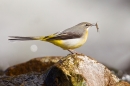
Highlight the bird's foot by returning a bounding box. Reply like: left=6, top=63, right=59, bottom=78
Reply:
left=67, top=49, right=84, bottom=55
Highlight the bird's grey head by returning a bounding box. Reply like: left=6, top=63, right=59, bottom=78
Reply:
left=76, top=22, right=94, bottom=30
left=76, top=22, right=98, bottom=31
left=77, top=22, right=94, bottom=27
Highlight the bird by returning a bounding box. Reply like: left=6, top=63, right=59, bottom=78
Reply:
left=9, top=22, right=99, bottom=54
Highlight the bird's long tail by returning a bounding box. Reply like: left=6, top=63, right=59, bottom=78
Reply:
left=8, top=36, right=45, bottom=41
left=8, top=34, right=56, bottom=41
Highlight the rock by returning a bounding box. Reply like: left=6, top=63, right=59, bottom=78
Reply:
left=0, top=70, right=4, bottom=76
left=0, top=54, right=129, bottom=86
left=5, top=56, right=62, bottom=76
left=113, top=81, right=130, bottom=86
left=44, top=54, right=120, bottom=86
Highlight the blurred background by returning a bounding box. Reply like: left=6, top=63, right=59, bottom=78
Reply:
left=0, top=0, right=130, bottom=79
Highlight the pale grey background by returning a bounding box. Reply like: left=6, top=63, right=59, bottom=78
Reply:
left=0, top=0, right=130, bottom=71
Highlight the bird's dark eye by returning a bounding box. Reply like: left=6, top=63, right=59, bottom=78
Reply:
left=86, top=24, right=89, bottom=26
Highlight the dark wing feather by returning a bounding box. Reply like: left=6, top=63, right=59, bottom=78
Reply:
left=47, top=26, right=85, bottom=40
left=47, top=32, right=81, bottom=40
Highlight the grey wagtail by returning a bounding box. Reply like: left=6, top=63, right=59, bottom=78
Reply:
left=9, top=22, right=99, bottom=54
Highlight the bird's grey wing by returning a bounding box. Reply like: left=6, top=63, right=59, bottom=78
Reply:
left=47, top=26, right=85, bottom=40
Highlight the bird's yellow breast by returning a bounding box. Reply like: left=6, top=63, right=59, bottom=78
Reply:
left=48, top=30, right=88, bottom=50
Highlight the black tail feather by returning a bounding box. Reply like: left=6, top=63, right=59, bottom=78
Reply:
left=8, top=36, right=36, bottom=41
